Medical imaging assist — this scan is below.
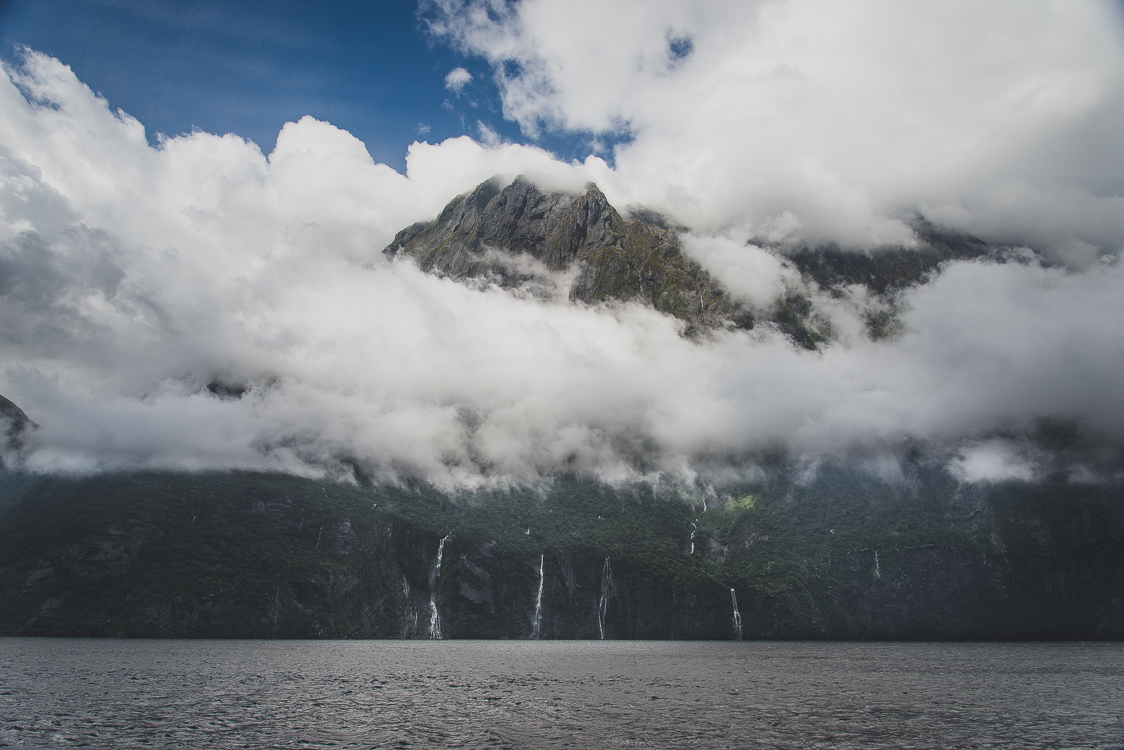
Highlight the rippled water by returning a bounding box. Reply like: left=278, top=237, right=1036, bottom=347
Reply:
left=2, top=639, right=1123, bottom=749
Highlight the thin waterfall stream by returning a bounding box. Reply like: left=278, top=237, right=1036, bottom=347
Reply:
left=730, top=588, right=743, bottom=640
left=532, top=553, right=544, bottom=639
left=598, top=557, right=612, bottom=640
left=428, top=533, right=450, bottom=639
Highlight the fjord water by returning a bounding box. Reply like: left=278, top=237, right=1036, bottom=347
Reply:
left=3, top=640, right=1123, bottom=749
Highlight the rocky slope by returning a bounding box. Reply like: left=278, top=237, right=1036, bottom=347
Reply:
left=385, top=176, right=753, bottom=334
left=385, top=176, right=997, bottom=348
left=0, top=395, right=33, bottom=469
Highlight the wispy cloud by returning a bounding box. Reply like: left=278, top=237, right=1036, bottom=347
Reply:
left=444, top=66, right=473, bottom=93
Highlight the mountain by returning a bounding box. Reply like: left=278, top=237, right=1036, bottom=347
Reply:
left=385, top=176, right=996, bottom=348
left=2, top=458, right=1122, bottom=640
left=384, top=176, right=754, bottom=334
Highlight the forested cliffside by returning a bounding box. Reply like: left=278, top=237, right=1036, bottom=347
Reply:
left=1, top=467, right=1121, bottom=640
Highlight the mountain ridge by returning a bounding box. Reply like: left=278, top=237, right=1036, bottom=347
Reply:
left=385, top=176, right=996, bottom=348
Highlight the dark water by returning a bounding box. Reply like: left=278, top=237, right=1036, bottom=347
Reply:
left=2, top=639, right=1123, bottom=749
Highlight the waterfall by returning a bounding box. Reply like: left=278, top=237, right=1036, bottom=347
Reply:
left=402, top=576, right=418, bottom=636
left=598, top=557, right=612, bottom=640
left=874, top=550, right=882, bottom=579
left=532, top=553, right=545, bottom=639
left=730, top=588, right=743, bottom=640
left=688, top=523, right=697, bottom=555
left=428, top=533, right=450, bottom=640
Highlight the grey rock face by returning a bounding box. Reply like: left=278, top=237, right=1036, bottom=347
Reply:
left=385, top=176, right=751, bottom=333
left=0, top=395, right=34, bottom=468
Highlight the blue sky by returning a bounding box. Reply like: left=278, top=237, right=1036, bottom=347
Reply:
left=0, top=0, right=613, bottom=171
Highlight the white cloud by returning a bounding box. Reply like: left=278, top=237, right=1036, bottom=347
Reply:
left=951, top=440, right=1038, bottom=484
left=426, top=0, right=1124, bottom=258
left=678, top=232, right=794, bottom=308
left=2, top=51, right=1124, bottom=486
left=444, top=66, right=473, bottom=92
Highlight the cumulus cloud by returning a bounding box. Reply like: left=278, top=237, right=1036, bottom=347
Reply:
left=444, top=66, right=474, bottom=92
left=1, top=50, right=1124, bottom=487
left=424, top=0, right=1124, bottom=259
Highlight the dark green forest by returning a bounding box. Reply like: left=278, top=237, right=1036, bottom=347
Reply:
left=2, top=463, right=1122, bottom=639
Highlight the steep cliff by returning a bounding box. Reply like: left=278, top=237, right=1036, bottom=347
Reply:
left=2, top=465, right=1121, bottom=640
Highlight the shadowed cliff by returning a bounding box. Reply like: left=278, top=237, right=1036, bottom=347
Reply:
left=2, top=464, right=1121, bottom=640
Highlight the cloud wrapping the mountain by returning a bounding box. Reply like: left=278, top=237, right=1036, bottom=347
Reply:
left=1, top=50, right=1123, bottom=485
left=425, top=0, right=1124, bottom=259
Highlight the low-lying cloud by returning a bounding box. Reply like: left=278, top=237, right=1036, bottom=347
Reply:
left=1, top=49, right=1123, bottom=487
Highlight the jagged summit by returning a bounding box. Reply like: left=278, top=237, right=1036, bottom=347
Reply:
left=384, top=176, right=998, bottom=348
left=385, top=176, right=751, bottom=332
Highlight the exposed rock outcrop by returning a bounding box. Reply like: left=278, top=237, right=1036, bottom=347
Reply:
left=385, top=176, right=752, bottom=333
left=384, top=177, right=1001, bottom=349
left=0, top=395, right=34, bottom=468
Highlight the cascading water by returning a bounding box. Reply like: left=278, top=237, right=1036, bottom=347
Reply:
left=730, top=588, right=743, bottom=640
left=598, top=557, right=612, bottom=640
left=402, top=576, right=418, bottom=635
left=532, top=553, right=545, bottom=639
left=428, top=534, right=450, bottom=640
left=874, top=550, right=882, bottom=579
left=688, top=523, right=697, bottom=555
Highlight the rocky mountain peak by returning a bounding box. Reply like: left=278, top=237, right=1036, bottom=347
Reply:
left=385, top=175, right=748, bottom=333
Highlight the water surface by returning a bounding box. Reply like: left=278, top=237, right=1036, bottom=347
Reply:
left=2, top=639, right=1123, bottom=749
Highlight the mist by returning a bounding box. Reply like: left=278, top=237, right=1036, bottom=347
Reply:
left=1, top=41, right=1123, bottom=487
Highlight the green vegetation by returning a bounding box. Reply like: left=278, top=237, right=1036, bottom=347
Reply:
left=774, top=294, right=834, bottom=350
left=1, top=465, right=1122, bottom=639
